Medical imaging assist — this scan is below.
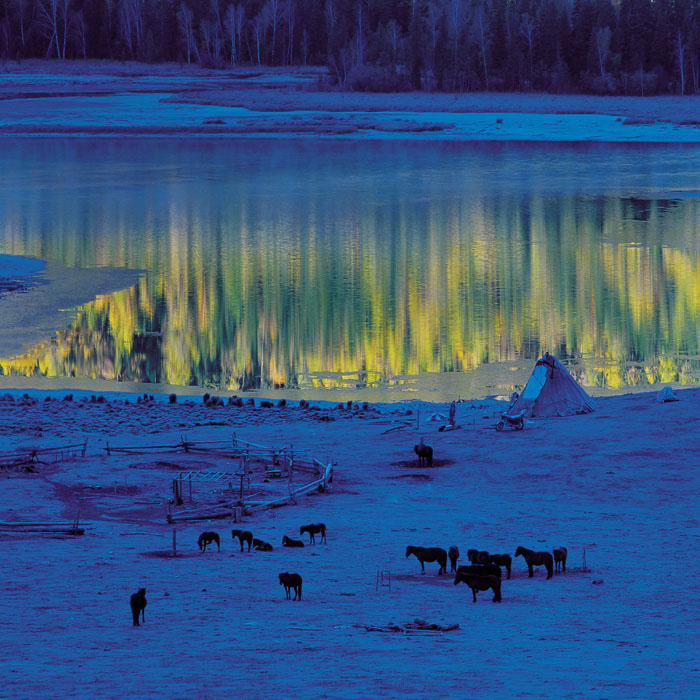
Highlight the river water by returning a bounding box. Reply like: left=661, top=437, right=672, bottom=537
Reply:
left=1, top=138, right=699, bottom=400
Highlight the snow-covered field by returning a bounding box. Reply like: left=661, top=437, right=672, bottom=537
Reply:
left=1, top=388, right=699, bottom=699
left=1, top=60, right=700, bottom=141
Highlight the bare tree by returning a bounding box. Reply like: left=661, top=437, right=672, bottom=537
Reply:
left=286, top=0, right=295, bottom=66
left=676, top=29, right=686, bottom=95
left=72, top=8, right=87, bottom=59
left=519, top=12, right=536, bottom=79
left=11, top=0, right=30, bottom=55
left=178, top=2, right=197, bottom=64
left=36, top=0, right=61, bottom=58
left=386, top=18, right=400, bottom=66
left=596, top=26, right=611, bottom=82
left=472, top=1, right=489, bottom=88
left=266, top=0, right=284, bottom=65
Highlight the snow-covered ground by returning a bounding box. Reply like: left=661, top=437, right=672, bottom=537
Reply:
left=1, top=388, right=699, bottom=699
left=1, top=60, right=700, bottom=141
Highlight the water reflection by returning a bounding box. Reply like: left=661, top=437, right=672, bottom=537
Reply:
left=1, top=139, right=700, bottom=396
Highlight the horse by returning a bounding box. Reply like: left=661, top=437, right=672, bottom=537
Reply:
left=231, top=529, right=253, bottom=552
left=279, top=572, right=302, bottom=600
left=453, top=571, right=502, bottom=603
left=467, top=549, right=491, bottom=565
left=130, top=588, right=147, bottom=626
left=405, top=546, right=447, bottom=575
left=553, top=546, right=568, bottom=573
left=300, top=523, right=326, bottom=544
left=252, top=538, right=273, bottom=551
left=490, top=553, right=512, bottom=579
left=515, top=546, right=553, bottom=579
left=198, top=531, right=220, bottom=552
left=282, top=535, right=305, bottom=548
left=448, top=545, right=460, bottom=572
left=457, top=563, right=501, bottom=578
left=413, top=438, right=433, bottom=467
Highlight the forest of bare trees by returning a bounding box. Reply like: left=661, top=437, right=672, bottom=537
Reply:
left=1, top=0, right=699, bottom=95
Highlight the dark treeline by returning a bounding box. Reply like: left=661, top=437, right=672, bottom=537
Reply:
left=1, top=0, right=699, bottom=95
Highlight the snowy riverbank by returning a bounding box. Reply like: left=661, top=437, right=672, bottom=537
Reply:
left=1, top=60, right=700, bottom=141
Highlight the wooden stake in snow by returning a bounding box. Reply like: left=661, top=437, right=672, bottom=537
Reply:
left=172, top=528, right=177, bottom=557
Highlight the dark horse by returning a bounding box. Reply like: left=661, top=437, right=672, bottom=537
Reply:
left=300, top=523, right=326, bottom=544
left=279, top=572, right=302, bottom=600
left=413, top=439, right=433, bottom=467
left=130, top=587, right=147, bottom=626
left=515, top=546, right=553, bottom=579
left=405, top=545, right=447, bottom=575
left=553, top=546, right=568, bottom=573
left=490, top=553, right=512, bottom=579
left=198, top=531, right=220, bottom=552
left=467, top=549, right=491, bottom=565
left=252, top=538, right=273, bottom=551
left=282, top=535, right=305, bottom=548
left=453, top=571, right=502, bottom=602
left=231, top=529, right=253, bottom=552
left=448, top=545, right=460, bottom=572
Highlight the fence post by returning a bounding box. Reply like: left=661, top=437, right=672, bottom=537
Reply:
left=172, top=528, right=177, bottom=557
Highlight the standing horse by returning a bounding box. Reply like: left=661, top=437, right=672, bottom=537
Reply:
left=279, top=572, right=302, bottom=600
left=448, top=545, right=460, bottom=572
left=300, top=523, right=326, bottom=544
left=453, top=571, right=502, bottom=602
left=405, top=546, right=447, bottom=575
left=413, top=438, right=433, bottom=467
left=490, top=553, right=512, bottom=579
left=231, top=529, right=253, bottom=552
left=515, top=546, right=553, bottom=579
left=198, top=531, right=220, bottom=552
left=467, top=549, right=491, bottom=565
left=553, top=546, right=568, bottom=573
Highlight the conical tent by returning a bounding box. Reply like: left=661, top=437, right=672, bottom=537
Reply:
left=510, top=353, right=597, bottom=417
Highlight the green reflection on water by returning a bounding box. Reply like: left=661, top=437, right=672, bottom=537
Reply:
left=1, top=139, right=700, bottom=397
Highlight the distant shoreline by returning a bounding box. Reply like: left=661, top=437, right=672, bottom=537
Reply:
left=1, top=60, right=700, bottom=141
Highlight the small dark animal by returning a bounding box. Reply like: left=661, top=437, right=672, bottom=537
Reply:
left=457, top=563, right=502, bottom=578
left=130, top=588, right=147, bottom=626
left=515, top=545, right=553, bottom=579
left=448, top=545, right=460, bottom=572
left=453, top=571, right=502, bottom=602
left=252, top=538, right=273, bottom=551
left=231, top=529, right=253, bottom=552
left=553, top=546, right=568, bottom=573
left=300, top=523, right=326, bottom=544
left=467, top=548, right=491, bottom=565
left=279, top=572, right=302, bottom=600
left=282, top=535, right=305, bottom=548
left=198, top=531, right=220, bottom=552
left=490, top=553, right=512, bottom=579
left=405, top=545, right=447, bottom=575
left=413, top=439, right=433, bottom=467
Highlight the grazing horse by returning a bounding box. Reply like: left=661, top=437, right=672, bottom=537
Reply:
left=282, top=535, right=305, bottom=548
left=300, top=523, right=326, bottom=544
left=457, top=563, right=501, bottom=578
left=453, top=571, right=502, bottom=602
left=553, top=546, right=568, bottom=573
left=198, top=531, right=220, bottom=552
left=413, top=438, right=433, bottom=467
left=467, top=549, right=491, bottom=565
left=252, top=538, right=273, bottom=551
left=490, top=553, right=512, bottom=579
left=405, top=546, right=447, bottom=575
left=448, top=545, right=460, bottom=572
left=279, top=572, right=302, bottom=600
left=515, top=546, right=553, bottom=579
left=130, top=588, right=147, bottom=626
left=231, top=529, right=253, bottom=552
